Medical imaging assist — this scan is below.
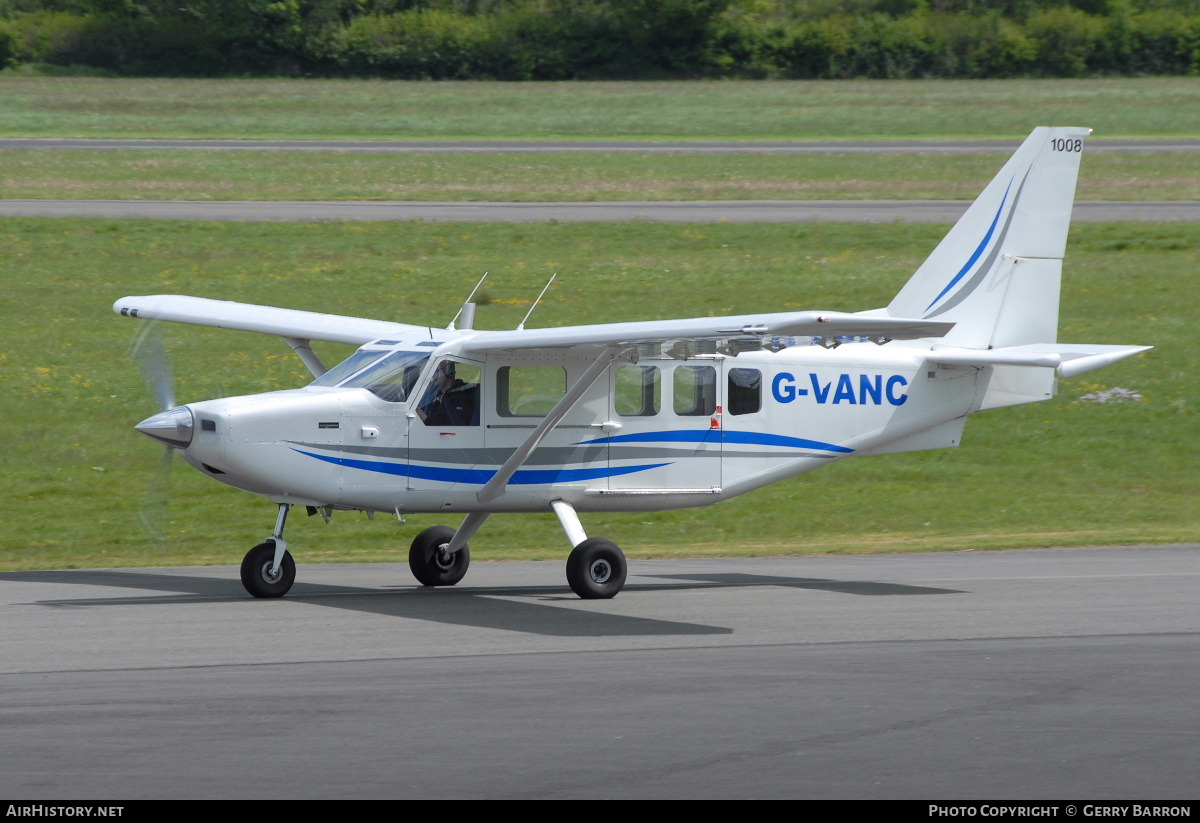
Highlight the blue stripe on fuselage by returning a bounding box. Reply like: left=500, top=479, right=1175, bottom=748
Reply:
left=580, top=430, right=854, bottom=454
left=293, top=449, right=669, bottom=485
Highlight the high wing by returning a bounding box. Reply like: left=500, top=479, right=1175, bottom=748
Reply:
left=115, top=296, right=954, bottom=355
left=456, top=310, right=955, bottom=356
left=113, top=295, right=435, bottom=345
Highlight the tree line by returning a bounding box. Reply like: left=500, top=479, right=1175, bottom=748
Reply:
left=0, top=1, right=1196, bottom=79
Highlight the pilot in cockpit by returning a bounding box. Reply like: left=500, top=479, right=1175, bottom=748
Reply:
left=417, top=360, right=479, bottom=426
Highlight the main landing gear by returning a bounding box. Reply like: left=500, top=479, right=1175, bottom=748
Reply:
left=565, top=537, right=627, bottom=599
left=239, top=501, right=628, bottom=600
left=411, top=501, right=628, bottom=599
left=552, top=500, right=627, bottom=599
left=409, top=525, right=471, bottom=587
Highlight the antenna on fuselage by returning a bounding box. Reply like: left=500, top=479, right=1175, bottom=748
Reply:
left=517, top=273, right=556, bottom=331
left=448, top=272, right=489, bottom=331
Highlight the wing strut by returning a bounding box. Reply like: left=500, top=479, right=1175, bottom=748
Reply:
left=284, top=337, right=328, bottom=378
left=476, top=346, right=629, bottom=505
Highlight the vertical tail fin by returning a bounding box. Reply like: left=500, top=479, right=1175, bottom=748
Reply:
left=887, top=126, right=1091, bottom=349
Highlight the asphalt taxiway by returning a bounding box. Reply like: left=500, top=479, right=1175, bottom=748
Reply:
left=3, top=138, right=1199, bottom=153
left=2, top=545, right=1196, bottom=799
left=2, top=198, right=1195, bottom=222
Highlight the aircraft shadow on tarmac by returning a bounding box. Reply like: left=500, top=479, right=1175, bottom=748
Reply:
left=1, top=568, right=964, bottom=638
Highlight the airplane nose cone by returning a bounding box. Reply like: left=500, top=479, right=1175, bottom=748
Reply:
left=135, top=406, right=194, bottom=448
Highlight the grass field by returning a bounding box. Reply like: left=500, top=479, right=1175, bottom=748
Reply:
left=2, top=149, right=1196, bottom=202
left=0, top=219, right=1193, bottom=571
left=1, top=77, right=1198, bottom=140
left=3, top=77, right=1194, bottom=205
left=0, top=76, right=1193, bottom=571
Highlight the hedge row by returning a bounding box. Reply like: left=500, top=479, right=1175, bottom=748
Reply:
left=0, top=2, right=1197, bottom=79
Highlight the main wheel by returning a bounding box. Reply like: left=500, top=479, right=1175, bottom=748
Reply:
left=240, top=540, right=296, bottom=599
left=409, top=525, right=470, bottom=587
left=566, top=538, right=627, bottom=599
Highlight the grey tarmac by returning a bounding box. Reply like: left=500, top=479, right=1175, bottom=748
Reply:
left=2, top=138, right=1198, bottom=153
left=1, top=545, right=1196, bottom=799
left=2, top=198, right=1196, bottom=222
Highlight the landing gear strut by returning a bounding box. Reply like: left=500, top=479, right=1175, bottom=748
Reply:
left=240, top=504, right=296, bottom=598
left=553, top=500, right=627, bottom=599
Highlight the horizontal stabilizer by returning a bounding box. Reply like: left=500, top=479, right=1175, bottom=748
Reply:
left=1043, top=344, right=1154, bottom=378
left=926, top=343, right=1151, bottom=377
left=114, top=295, right=430, bottom=345
left=458, top=311, right=954, bottom=355
left=926, top=348, right=1064, bottom=370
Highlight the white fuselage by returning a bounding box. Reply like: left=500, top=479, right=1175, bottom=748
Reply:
left=176, top=334, right=995, bottom=515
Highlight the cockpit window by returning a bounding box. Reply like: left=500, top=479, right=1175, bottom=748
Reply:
left=341, top=351, right=431, bottom=402
left=309, top=349, right=389, bottom=388
left=311, top=349, right=432, bottom=403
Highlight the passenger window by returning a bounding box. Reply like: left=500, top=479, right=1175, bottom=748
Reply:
left=615, top=365, right=660, bottom=417
left=727, top=368, right=761, bottom=416
left=673, top=365, right=716, bottom=416
left=497, top=366, right=567, bottom=417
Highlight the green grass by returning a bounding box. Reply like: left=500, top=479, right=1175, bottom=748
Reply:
left=1, top=77, right=1198, bottom=140
left=1, top=149, right=1195, bottom=201
left=0, top=219, right=1193, bottom=571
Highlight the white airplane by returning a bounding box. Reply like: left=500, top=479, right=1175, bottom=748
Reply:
left=116, top=126, right=1149, bottom=600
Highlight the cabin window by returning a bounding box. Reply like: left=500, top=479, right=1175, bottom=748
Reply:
left=497, top=366, right=567, bottom=417
left=673, top=365, right=716, bottom=416
left=727, top=368, right=762, bottom=416
left=615, top=365, right=660, bottom=417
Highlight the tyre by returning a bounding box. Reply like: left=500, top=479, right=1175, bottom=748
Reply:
left=409, top=525, right=470, bottom=587
left=566, top=538, right=627, bottom=599
left=240, top=540, right=296, bottom=599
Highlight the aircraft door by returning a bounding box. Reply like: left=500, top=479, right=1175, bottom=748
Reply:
left=607, top=360, right=722, bottom=491
left=405, top=357, right=486, bottom=493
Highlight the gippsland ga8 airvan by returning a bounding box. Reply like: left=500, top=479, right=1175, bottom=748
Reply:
left=116, top=126, right=1150, bottom=601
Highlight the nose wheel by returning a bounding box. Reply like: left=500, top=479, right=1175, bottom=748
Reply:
left=241, top=540, right=296, bottom=598
left=240, top=503, right=296, bottom=598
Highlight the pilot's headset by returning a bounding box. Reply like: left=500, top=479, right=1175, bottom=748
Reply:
left=438, top=361, right=456, bottom=382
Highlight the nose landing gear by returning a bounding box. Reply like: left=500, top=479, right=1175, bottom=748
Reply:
left=240, top=504, right=296, bottom=598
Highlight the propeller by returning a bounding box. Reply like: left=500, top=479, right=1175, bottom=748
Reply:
left=131, top=320, right=175, bottom=413
left=130, top=322, right=178, bottom=547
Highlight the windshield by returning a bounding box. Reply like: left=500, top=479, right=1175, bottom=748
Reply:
left=310, top=349, right=432, bottom=403
left=309, top=349, right=389, bottom=388
left=339, top=350, right=431, bottom=402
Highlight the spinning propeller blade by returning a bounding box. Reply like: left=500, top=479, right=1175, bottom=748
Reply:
left=129, top=321, right=178, bottom=548
left=131, top=321, right=175, bottom=412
